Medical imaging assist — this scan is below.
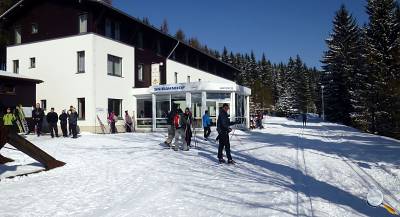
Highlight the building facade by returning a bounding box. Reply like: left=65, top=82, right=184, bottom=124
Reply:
left=0, top=0, right=251, bottom=132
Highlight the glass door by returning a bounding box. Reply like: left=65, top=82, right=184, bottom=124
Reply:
left=206, top=101, right=217, bottom=126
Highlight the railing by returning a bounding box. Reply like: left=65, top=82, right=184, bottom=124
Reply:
left=234, top=117, right=247, bottom=129
left=156, top=118, right=168, bottom=128
left=136, top=118, right=152, bottom=128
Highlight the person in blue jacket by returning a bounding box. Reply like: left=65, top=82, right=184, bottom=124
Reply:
left=202, top=110, right=211, bottom=140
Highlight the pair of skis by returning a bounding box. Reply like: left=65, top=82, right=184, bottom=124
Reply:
left=15, top=105, right=29, bottom=134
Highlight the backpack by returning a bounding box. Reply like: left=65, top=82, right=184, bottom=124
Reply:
left=174, top=113, right=184, bottom=129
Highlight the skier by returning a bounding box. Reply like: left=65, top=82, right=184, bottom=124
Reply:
left=68, top=107, right=78, bottom=139
left=202, top=110, right=211, bottom=140
left=184, top=108, right=193, bottom=148
left=257, top=112, right=264, bottom=129
left=46, top=107, right=59, bottom=138
left=164, top=108, right=176, bottom=146
left=302, top=113, right=307, bottom=127
left=59, top=109, right=68, bottom=137
left=108, top=111, right=118, bottom=134
left=2, top=107, right=16, bottom=135
left=124, top=110, right=133, bottom=132
left=172, top=108, right=188, bottom=151
left=32, top=103, right=45, bottom=137
left=217, top=103, right=236, bottom=164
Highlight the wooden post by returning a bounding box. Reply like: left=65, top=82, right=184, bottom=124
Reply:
left=0, top=125, right=65, bottom=170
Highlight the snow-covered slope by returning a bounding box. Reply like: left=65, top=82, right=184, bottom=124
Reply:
left=0, top=117, right=399, bottom=217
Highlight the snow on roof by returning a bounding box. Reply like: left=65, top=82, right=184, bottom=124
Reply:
left=0, top=70, right=42, bottom=83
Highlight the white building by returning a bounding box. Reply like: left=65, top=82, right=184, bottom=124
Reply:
left=1, top=0, right=251, bottom=132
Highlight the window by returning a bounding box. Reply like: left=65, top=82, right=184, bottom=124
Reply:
left=30, top=57, right=36, bottom=68
left=156, top=39, right=161, bottom=55
left=31, top=23, right=38, bottom=34
left=187, top=76, right=190, bottom=83
left=105, top=19, right=112, bottom=38
left=14, top=27, right=21, bottom=44
left=115, top=22, right=120, bottom=40
left=138, top=64, right=144, bottom=81
left=206, top=93, right=231, bottom=100
left=107, top=54, right=122, bottom=77
left=77, top=51, right=85, bottom=73
left=137, top=32, right=143, bottom=49
left=0, top=83, right=16, bottom=95
left=108, top=99, right=122, bottom=118
left=174, top=72, right=178, bottom=83
left=79, top=14, right=88, bottom=33
left=13, top=60, right=19, bottom=74
left=77, top=98, right=85, bottom=120
left=41, top=100, right=47, bottom=111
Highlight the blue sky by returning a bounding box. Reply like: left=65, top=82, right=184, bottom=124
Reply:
left=112, top=0, right=370, bottom=69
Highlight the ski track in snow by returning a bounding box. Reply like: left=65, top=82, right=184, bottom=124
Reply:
left=0, top=117, right=399, bottom=217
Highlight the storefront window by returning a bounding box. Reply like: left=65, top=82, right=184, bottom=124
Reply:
left=235, top=94, right=246, bottom=125
left=206, top=93, right=230, bottom=100
left=171, top=93, right=186, bottom=111
left=156, top=95, right=170, bottom=128
left=206, top=101, right=217, bottom=126
left=191, top=93, right=202, bottom=128
left=137, top=98, right=152, bottom=128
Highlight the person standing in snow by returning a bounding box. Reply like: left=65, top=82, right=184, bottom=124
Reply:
left=3, top=107, right=16, bottom=135
left=124, top=110, right=133, bottom=132
left=302, top=113, right=307, bottom=127
left=202, top=110, right=211, bottom=140
left=164, top=108, right=177, bottom=146
left=68, top=107, right=78, bottom=139
left=108, top=111, right=118, bottom=134
left=46, top=107, right=59, bottom=138
left=217, top=103, right=236, bottom=164
left=59, top=109, right=68, bottom=137
left=68, top=105, right=74, bottom=136
left=184, top=108, right=193, bottom=148
left=173, top=108, right=188, bottom=151
left=32, top=103, right=45, bottom=137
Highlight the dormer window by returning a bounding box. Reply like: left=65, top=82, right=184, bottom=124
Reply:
left=79, top=14, right=88, bottom=33
left=105, top=19, right=112, bottom=38
left=14, top=26, right=21, bottom=44
left=31, top=23, right=38, bottom=34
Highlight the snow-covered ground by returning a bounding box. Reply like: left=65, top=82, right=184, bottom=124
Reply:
left=0, top=117, right=399, bottom=217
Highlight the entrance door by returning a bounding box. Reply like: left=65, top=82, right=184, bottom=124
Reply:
left=216, top=102, right=230, bottom=117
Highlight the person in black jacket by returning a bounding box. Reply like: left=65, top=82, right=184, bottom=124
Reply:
left=59, top=109, right=68, bottom=137
left=46, top=108, right=59, bottom=138
left=68, top=107, right=78, bottom=139
left=217, top=103, right=236, bottom=164
left=32, top=103, right=45, bottom=137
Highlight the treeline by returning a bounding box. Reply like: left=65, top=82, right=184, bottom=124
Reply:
left=218, top=48, right=321, bottom=116
left=322, top=0, right=400, bottom=138
left=157, top=19, right=321, bottom=115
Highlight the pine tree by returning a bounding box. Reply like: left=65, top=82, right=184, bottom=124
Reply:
left=221, top=47, right=229, bottom=63
left=175, top=29, right=186, bottom=42
left=142, top=17, right=150, bottom=25
left=321, top=5, right=363, bottom=125
left=365, top=0, right=399, bottom=135
left=188, top=37, right=201, bottom=49
left=292, top=55, right=308, bottom=112
left=276, top=58, right=297, bottom=115
left=160, top=19, right=169, bottom=34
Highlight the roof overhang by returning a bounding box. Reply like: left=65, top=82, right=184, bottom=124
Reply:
left=0, top=70, right=43, bottom=83
left=148, top=81, right=251, bottom=96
